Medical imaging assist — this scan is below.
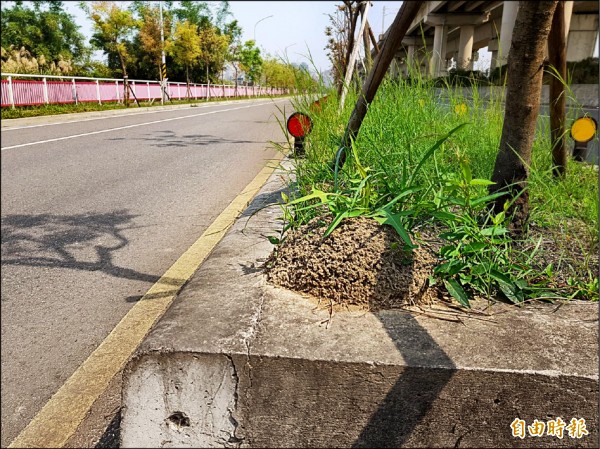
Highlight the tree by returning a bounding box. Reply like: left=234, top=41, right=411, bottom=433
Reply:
left=170, top=0, right=238, bottom=85
left=489, top=1, right=559, bottom=232
left=0, top=1, right=89, bottom=69
left=239, top=40, right=263, bottom=85
left=199, top=25, right=230, bottom=85
left=172, top=0, right=211, bottom=29
left=166, top=20, right=202, bottom=97
left=82, top=1, right=137, bottom=78
left=135, top=2, right=172, bottom=81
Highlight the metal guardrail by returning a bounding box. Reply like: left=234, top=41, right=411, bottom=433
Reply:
left=0, top=73, right=288, bottom=108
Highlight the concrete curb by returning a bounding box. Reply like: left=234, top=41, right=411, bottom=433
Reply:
left=121, top=160, right=598, bottom=448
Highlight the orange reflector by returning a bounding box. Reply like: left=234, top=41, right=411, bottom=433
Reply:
left=286, top=112, right=312, bottom=138
left=571, top=116, right=597, bottom=143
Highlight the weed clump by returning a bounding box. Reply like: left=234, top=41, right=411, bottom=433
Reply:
left=267, top=71, right=598, bottom=308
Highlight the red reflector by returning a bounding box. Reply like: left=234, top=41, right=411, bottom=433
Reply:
left=286, top=112, right=312, bottom=138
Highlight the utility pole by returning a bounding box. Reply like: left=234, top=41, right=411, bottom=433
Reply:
left=159, top=0, right=166, bottom=105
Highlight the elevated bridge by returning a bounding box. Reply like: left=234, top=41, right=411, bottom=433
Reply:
left=377, top=1, right=599, bottom=77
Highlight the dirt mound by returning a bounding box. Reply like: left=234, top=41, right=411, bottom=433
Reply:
left=266, top=216, right=439, bottom=311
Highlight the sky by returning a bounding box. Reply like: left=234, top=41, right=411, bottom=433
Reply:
left=61, top=0, right=406, bottom=74
left=227, top=1, right=404, bottom=72
left=39, top=1, right=600, bottom=75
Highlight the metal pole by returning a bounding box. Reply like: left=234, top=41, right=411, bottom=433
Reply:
left=159, top=0, right=166, bottom=105
left=253, top=15, right=273, bottom=41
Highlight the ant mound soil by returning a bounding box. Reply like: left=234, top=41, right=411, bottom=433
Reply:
left=266, top=216, right=439, bottom=311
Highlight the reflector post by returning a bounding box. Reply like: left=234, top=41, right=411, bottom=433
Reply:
left=570, top=116, right=597, bottom=162
left=571, top=116, right=597, bottom=143
left=286, top=112, right=312, bottom=138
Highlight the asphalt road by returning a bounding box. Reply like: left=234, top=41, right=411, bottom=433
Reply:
left=0, top=98, right=292, bottom=447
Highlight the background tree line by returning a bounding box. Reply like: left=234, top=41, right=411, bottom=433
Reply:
left=0, top=0, right=315, bottom=91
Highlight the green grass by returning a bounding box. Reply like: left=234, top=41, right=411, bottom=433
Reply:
left=275, top=70, right=598, bottom=305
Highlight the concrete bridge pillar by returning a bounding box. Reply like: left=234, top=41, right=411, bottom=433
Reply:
left=406, top=44, right=415, bottom=71
left=497, top=1, right=519, bottom=67
left=457, top=25, right=475, bottom=70
left=564, top=1, right=574, bottom=39
left=566, top=13, right=599, bottom=61
left=430, top=24, right=448, bottom=77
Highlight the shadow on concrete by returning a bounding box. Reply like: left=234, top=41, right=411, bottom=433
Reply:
left=353, top=311, right=456, bottom=448
left=1, top=211, right=183, bottom=287
left=95, top=410, right=121, bottom=448
left=240, top=185, right=290, bottom=218
left=106, top=131, right=260, bottom=149
left=351, top=238, right=456, bottom=447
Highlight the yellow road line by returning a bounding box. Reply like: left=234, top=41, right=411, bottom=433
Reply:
left=8, top=154, right=285, bottom=448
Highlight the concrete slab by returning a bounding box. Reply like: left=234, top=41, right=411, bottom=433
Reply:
left=121, top=160, right=598, bottom=448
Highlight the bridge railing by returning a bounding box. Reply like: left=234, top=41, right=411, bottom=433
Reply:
left=0, top=73, right=288, bottom=108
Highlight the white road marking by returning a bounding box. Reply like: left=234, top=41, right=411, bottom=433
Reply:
left=1, top=98, right=277, bottom=131
left=1, top=100, right=287, bottom=151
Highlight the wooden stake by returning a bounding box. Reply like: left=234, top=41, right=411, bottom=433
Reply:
left=339, top=1, right=372, bottom=110
left=334, top=1, right=423, bottom=171
left=548, top=1, right=568, bottom=177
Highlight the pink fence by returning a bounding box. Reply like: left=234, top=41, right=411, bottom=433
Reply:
left=1, top=76, right=288, bottom=107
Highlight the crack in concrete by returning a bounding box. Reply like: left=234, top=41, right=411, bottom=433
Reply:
left=224, top=354, right=243, bottom=448
left=239, top=290, right=266, bottom=389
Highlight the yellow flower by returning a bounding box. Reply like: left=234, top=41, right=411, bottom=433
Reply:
left=454, top=103, right=468, bottom=116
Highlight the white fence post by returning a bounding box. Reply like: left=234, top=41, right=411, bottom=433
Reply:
left=43, top=77, right=49, bottom=104
left=96, top=79, right=102, bottom=104
left=8, top=76, right=15, bottom=109
left=72, top=78, right=78, bottom=105
left=115, top=80, right=120, bottom=103
left=177, top=83, right=181, bottom=99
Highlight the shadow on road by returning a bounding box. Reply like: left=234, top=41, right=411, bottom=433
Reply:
left=106, top=131, right=260, bottom=148
left=1, top=210, right=183, bottom=288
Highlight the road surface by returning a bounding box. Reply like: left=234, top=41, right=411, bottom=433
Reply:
left=1, top=98, right=292, bottom=447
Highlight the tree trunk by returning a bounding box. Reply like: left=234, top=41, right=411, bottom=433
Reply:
left=234, top=66, right=239, bottom=96
left=185, top=64, right=191, bottom=99
left=206, top=65, right=211, bottom=101
left=489, top=1, right=558, bottom=233
left=548, top=1, right=568, bottom=177
left=117, top=49, right=129, bottom=105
